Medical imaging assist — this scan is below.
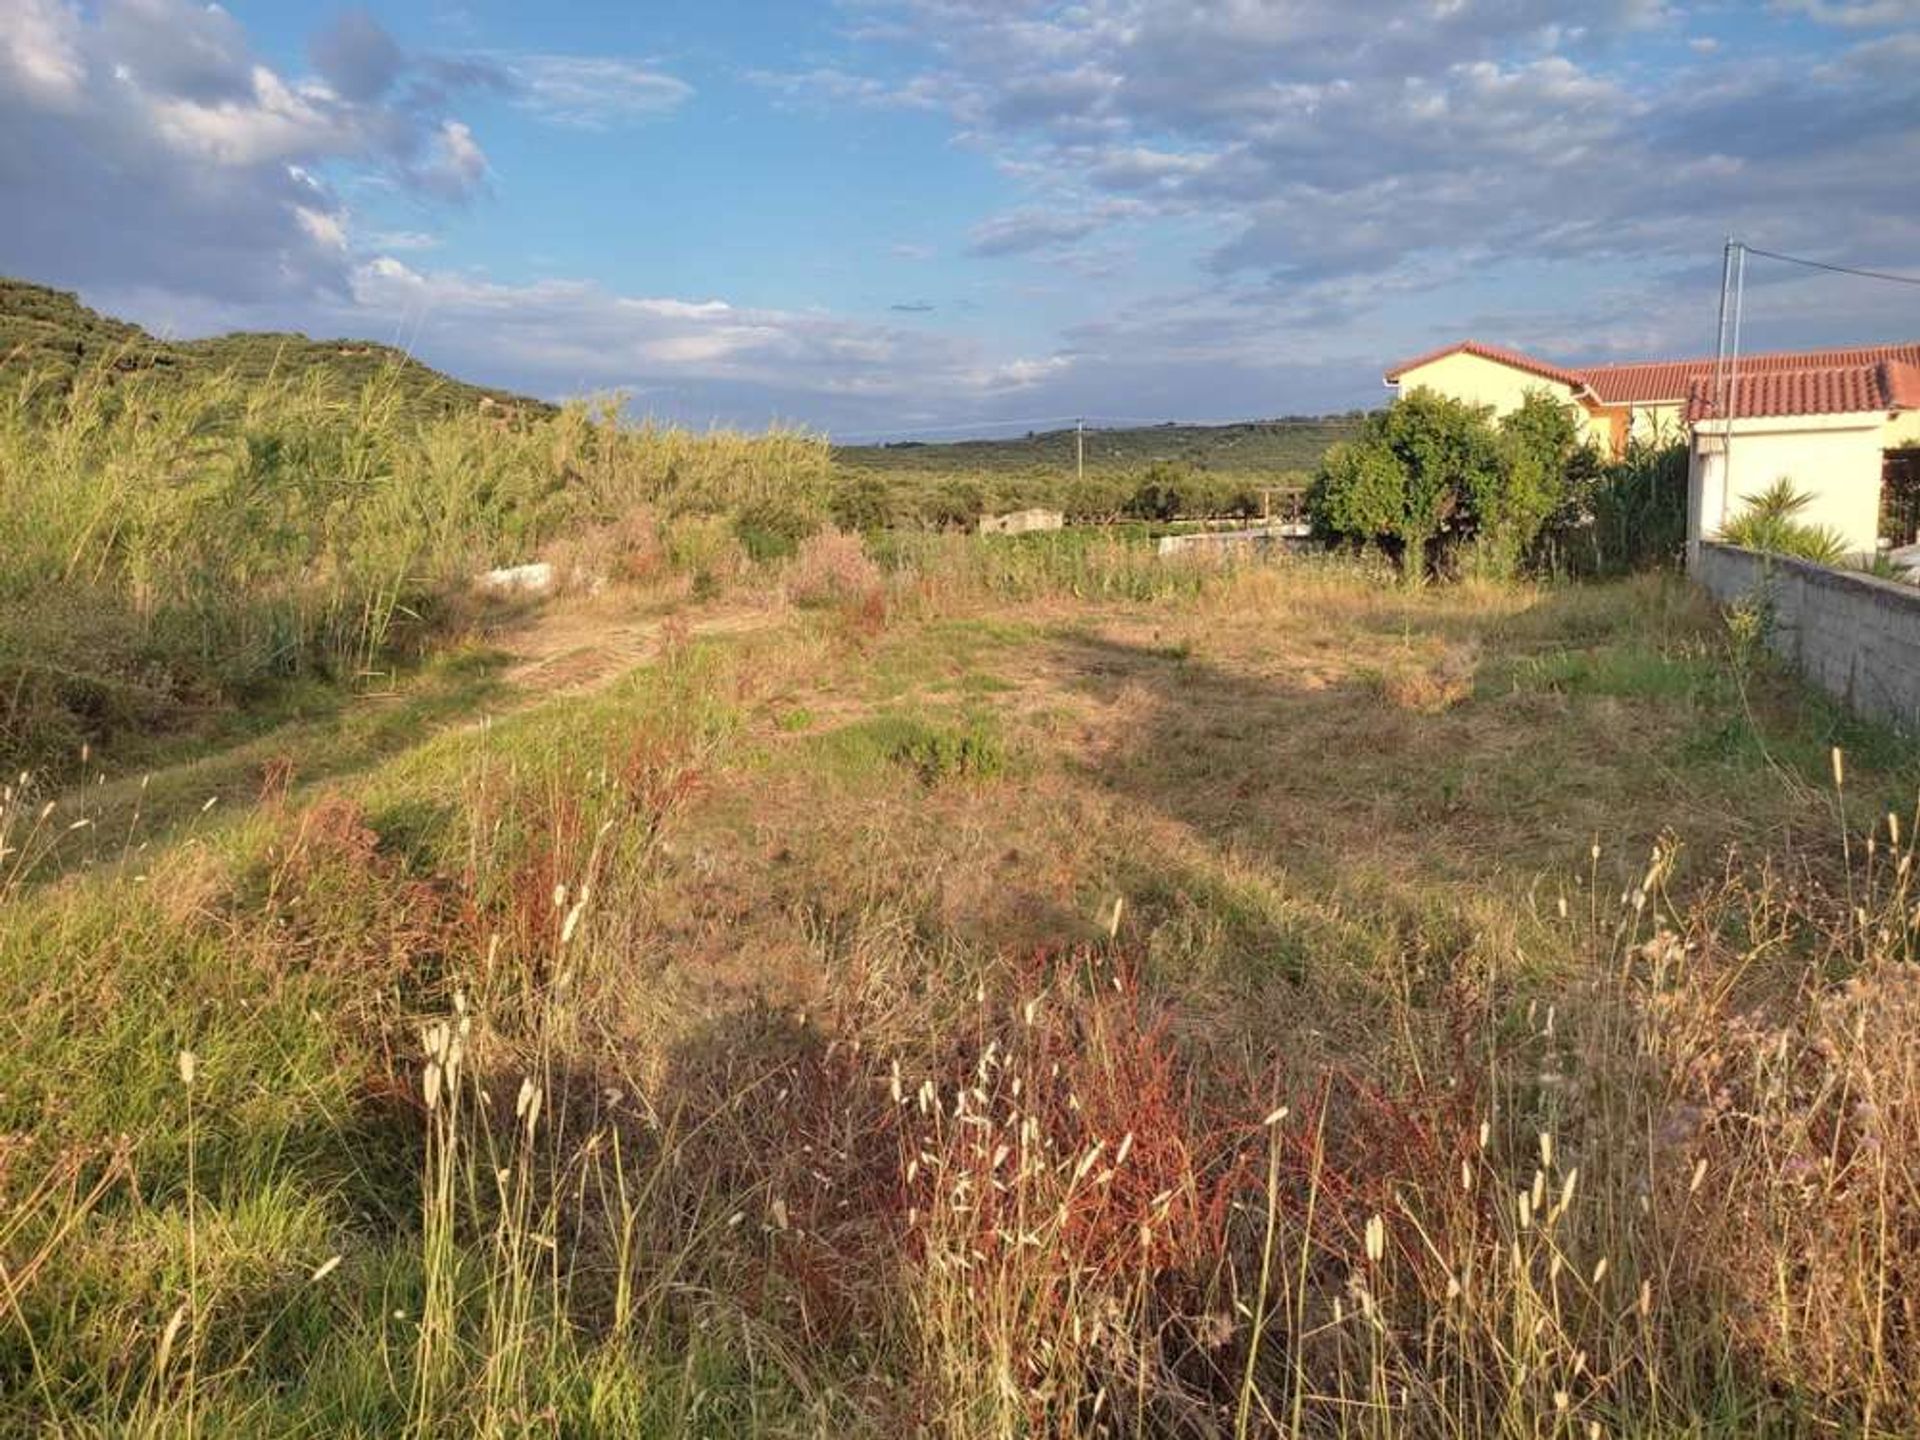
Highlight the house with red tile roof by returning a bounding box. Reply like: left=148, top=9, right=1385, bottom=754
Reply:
left=1383, top=339, right=1920, bottom=558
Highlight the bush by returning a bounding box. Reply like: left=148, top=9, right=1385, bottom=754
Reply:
left=1721, top=478, right=1850, bottom=565
left=1311, top=388, right=1588, bottom=580
left=1123, top=462, right=1190, bottom=522
left=1309, top=390, right=1498, bottom=578
left=1546, top=437, right=1687, bottom=576
left=784, top=529, right=881, bottom=608
left=828, top=473, right=892, bottom=532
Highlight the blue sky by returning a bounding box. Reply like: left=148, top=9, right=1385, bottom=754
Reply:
left=3, top=1, right=1919, bottom=436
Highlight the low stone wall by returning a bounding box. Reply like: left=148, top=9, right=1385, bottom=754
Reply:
left=1695, top=541, right=1920, bottom=730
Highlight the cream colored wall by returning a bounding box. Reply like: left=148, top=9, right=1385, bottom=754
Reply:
left=1394, top=352, right=1617, bottom=450
left=1885, top=410, right=1920, bottom=448
left=1691, top=414, right=1888, bottom=555
left=1394, top=353, right=1578, bottom=415
left=1629, top=402, right=1685, bottom=447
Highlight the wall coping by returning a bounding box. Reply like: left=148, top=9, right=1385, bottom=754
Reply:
left=1698, top=540, right=1920, bottom=607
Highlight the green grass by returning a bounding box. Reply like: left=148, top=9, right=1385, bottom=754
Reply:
left=6, top=555, right=1920, bottom=1436
left=0, top=352, right=829, bottom=778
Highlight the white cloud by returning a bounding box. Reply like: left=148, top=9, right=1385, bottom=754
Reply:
left=1772, top=0, right=1920, bottom=25
left=296, top=205, right=348, bottom=252
left=0, top=0, right=500, bottom=302
left=967, top=208, right=1107, bottom=257
left=423, top=118, right=489, bottom=195
left=0, top=0, right=87, bottom=106
left=346, top=258, right=1073, bottom=423
left=511, top=55, right=693, bottom=128
left=828, top=0, right=1920, bottom=300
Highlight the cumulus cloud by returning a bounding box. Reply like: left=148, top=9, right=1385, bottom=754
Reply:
left=0, top=2, right=699, bottom=307
left=0, top=0, right=499, bottom=301
left=824, top=0, right=1920, bottom=372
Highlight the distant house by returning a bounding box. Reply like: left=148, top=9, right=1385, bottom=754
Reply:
left=1384, top=339, right=1920, bottom=556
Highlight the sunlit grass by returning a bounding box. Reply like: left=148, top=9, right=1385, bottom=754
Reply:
left=5, top=538, right=1920, bottom=1435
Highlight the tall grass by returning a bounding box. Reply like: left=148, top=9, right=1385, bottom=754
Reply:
left=0, top=362, right=829, bottom=770
left=6, top=444, right=1920, bottom=1435
left=10, top=641, right=1919, bottom=1434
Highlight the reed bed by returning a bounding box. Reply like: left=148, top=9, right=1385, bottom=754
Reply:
left=0, top=362, right=829, bottom=771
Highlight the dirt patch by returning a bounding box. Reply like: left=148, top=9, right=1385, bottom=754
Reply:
left=501, top=596, right=783, bottom=694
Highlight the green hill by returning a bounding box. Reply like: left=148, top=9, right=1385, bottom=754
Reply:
left=833, top=415, right=1367, bottom=478
left=0, top=276, right=552, bottom=420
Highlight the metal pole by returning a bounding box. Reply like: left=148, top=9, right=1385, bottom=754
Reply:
left=1075, top=417, right=1084, bottom=485
left=1725, top=241, right=1745, bottom=510
left=1699, top=237, right=1737, bottom=564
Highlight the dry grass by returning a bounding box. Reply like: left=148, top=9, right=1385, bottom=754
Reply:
left=3, top=553, right=1918, bottom=1435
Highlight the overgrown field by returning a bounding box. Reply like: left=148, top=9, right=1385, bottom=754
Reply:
left=4, top=535, right=1918, bottom=1436
left=0, top=367, right=829, bottom=774
left=0, top=360, right=1347, bottom=779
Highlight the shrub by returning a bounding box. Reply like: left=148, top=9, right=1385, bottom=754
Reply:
left=828, top=473, right=892, bottom=532
left=1309, top=390, right=1494, bottom=578
left=659, top=514, right=746, bottom=597
left=1488, top=391, right=1592, bottom=573
left=1721, top=478, right=1850, bottom=564
left=784, top=528, right=881, bottom=608
left=1123, top=461, right=1191, bottom=522
left=1547, top=437, right=1687, bottom=575
left=1311, top=388, right=1584, bottom=580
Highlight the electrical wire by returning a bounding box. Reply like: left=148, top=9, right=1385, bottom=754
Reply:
left=1742, top=245, right=1920, bottom=288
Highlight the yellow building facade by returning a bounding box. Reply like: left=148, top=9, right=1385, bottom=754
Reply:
left=1383, top=339, right=1920, bottom=557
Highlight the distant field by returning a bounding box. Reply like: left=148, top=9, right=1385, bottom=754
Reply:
left=835, top=415, right=1365, bottom=477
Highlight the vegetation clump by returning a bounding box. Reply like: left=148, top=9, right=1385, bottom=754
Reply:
left=0, top=364, right=830, bottom=772
left=3, top=551, right=1919, bottom=1435
left=1721, top=478, right=1852, bottom=564
left=1308, top=386, right=1684, bottom=580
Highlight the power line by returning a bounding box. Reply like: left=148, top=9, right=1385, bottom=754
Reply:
left=1742, top=244, right=1920, bottom=288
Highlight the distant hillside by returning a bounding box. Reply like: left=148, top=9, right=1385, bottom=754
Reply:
left=834, top=415, right=1368, bottom=478
left=0, top=277, right=552, bottom=421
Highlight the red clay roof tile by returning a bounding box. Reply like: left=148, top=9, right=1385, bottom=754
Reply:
left=1387, top=339, right=1920, bottom=421
left=1382, top=340, right=1593, bottom=392
left=1683, top=360, right=1918, bottom=423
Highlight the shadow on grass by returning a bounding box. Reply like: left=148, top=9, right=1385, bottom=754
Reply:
left=1041, top=601, right=1920, bottom=995
left=20, top=648, right=512, bottom=883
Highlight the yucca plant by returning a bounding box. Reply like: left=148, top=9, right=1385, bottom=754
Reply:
left=1720, top=477, right=1851, bottom=564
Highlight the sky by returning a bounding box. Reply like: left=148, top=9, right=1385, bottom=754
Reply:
left=2, top=1, right=1919, bottom=437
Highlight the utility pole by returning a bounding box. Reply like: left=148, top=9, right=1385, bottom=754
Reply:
left=1704, top=237, right=1746, bottom=564
left=1075, top=417, right=1085, bottom=485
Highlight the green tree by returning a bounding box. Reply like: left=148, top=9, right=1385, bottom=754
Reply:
left=1479, top=390, right=1588, bottom=573
left=1308, top=389, right=1503, bottom=578
left=1123, top=461, right=1190, bottom=522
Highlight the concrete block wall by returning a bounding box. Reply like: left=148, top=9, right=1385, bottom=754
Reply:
left=1695, top=542, right=1920, bottom=731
